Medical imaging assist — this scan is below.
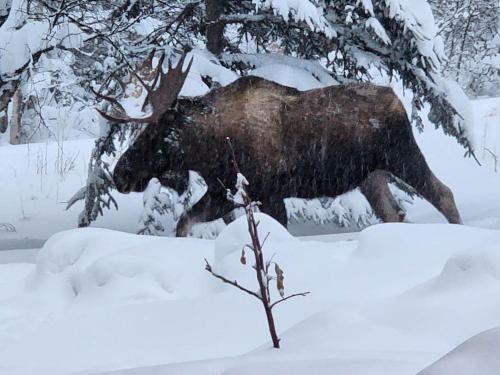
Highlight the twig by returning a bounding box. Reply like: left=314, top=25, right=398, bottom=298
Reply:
left=204, top=259, right=261, bottom=300
left=270, top=292, right=311, bottom=309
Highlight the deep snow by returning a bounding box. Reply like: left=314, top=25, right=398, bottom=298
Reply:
left=1, top=216, right=500, bottom=374
left=418, top=327, right=500, bottom=375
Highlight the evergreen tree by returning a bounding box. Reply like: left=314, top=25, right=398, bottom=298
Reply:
left=429, top=0, right=499, bottom=97
left=66, top=124, right=123, bottom=227
left=25, top=0, right=476, bottom=150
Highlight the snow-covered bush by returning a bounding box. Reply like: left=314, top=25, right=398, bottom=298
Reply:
left=138, top=178, right=177, bottom=236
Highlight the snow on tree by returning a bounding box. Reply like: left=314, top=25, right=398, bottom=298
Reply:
left=66, top=124, right=121, bottom=227
left=429, top=0, right=499, bottom=97
left=37, top=0, right=475, bottom=150
left=5, top=0, right=482, bottom=232
left=138, top=178, right=176, bottom=236
left=0, top=0, right=84, bottom=143
left=137, top=171, right=213, bottom=237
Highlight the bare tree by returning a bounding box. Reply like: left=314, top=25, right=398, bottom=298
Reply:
left=204, top=139, right=309, bottom=349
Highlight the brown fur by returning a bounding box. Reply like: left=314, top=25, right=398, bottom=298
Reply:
left=113, top=76, right=462, bottom=235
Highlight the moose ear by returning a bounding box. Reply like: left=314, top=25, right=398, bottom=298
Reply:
left=95, top=51, right=194, bottom=124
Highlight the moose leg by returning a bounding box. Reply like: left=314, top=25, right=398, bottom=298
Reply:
left=411, top=171, right=462, bottom=224
left=176, top=193, right=210, bottom=237
left=390, top=142, right=462, bottom=224
left=360, top=170, right=405, bottom=222
left=175, top=192, right=235, bottom=237
left=259, top=195, right=288, bottom=227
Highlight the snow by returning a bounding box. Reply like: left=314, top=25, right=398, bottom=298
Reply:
left=366, top=17, right=392, bottom=45
left=2, top=219, right=500, bottom=374
left=0, top=139, right=144, bottom=243
left=0, top=19, right=50, bottom=74
left=475, top=96, right=500, bottom=170
left=358, top=0, right=375, bottom=16
left=180, top=50, right=239, bottom=97
left=0, top=23, right=500, bottom=373
left=383, top=0, right=440, bottom=60
left=221, top=53, right=338, bottom=87
left=251, top=64, right=324, bottom=90
left=33, top=228, right=214, bottom=306
left=418, top=327, right=500, bottom=375
left=0, top=0, right=83, bottom=76
left=254, top=0, right=334, bottom=37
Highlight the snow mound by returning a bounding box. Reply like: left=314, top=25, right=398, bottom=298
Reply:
left=214, top=213, right=295, bottom=261
left=2, top=224, right=500, bottom=375
left=418, top=327, right=500, bottom=375
left=31, top=228, right=213, bottom=307
left=356, top=223, right=500, bottom=259
left=407, top=251, right=500, bottom=296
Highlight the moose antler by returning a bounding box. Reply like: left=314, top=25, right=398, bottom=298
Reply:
left=95, top=52, right=194, bottom=124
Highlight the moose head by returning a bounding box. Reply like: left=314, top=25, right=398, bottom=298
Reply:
left=95, top=51, right=194, bottom=193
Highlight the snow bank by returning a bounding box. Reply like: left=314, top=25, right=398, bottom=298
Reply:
left=418, top=327, right=500, bottom=375
left=214, top=213, right=294, bottom=261
left=2, top=220, right=500, bottom=374
left=32, top=228, right=214, bottom=307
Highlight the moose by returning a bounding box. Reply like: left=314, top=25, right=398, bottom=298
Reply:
left=97, top=52, right=462, bottom=236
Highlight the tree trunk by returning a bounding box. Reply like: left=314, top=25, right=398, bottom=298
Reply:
left=205, top=0, right=225, bottom=55
left=0, top=112, right=7, bottom=134
left=263, top=301, right=280, bottom=348
left=9, top=87, right=22, bottom=145
left=0, top=80, right=18, bottom=135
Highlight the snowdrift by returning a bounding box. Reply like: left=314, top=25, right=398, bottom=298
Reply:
left=418, top=327, right=500, bottom=375
left=1, top=216, right=500, bottom=374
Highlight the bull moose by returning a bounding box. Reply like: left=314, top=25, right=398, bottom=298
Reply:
left=97, top=52, right=462, bottom=236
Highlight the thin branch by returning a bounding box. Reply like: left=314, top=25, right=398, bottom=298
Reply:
left=90, top=86, right=127, bottom=114
left=225, top=137, right=241, bottom=174
left=204, top=259, right=262, bottom=300
left=270, top=292, right=311, bottom=309
left=261, top=232, right=271, bottom=248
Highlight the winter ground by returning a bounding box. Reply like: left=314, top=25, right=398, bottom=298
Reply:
left=2, top=217, right=500, bottom=375
left=0, top=92, right=500, bottom=373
